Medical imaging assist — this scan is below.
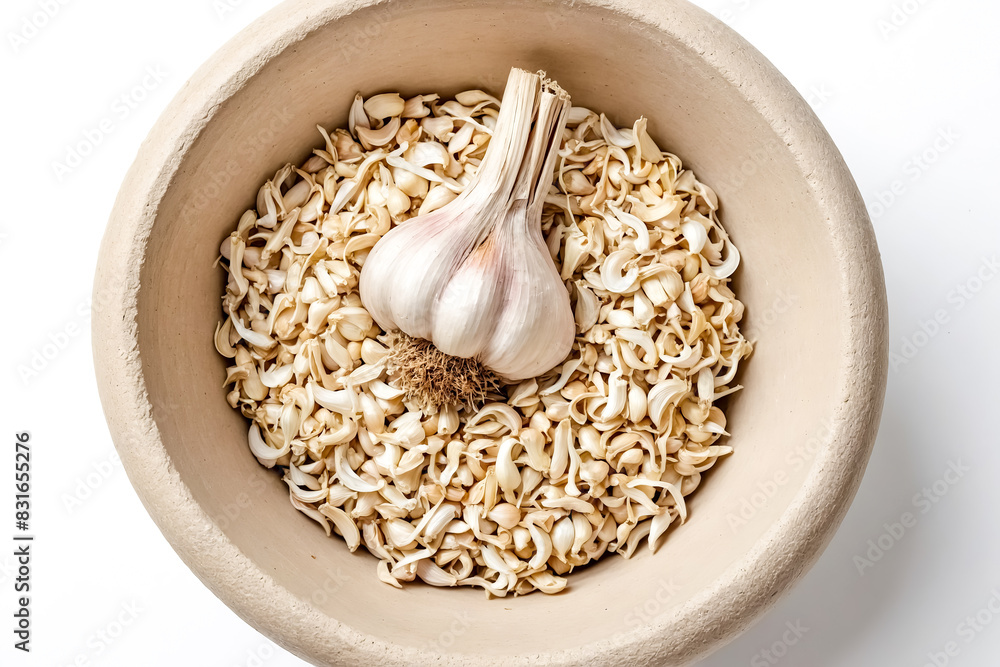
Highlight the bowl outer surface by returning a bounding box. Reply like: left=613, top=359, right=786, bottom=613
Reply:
left=93, top=0, right=888, bottom=664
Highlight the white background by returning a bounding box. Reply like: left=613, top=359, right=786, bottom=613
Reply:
left=1, top=0, right=998, bottom=665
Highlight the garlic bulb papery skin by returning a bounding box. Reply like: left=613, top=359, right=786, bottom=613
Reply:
left=359, top=68, right=575, bottom=381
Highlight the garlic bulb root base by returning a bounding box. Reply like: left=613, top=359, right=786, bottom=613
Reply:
left=383, top=330, right=499, bottom=412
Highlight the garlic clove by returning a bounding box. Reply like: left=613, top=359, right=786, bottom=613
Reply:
left=632, top=116, right=663, bottom=163
left=477, top=222, right=576, bottom=380
left=248, top=422, right=288, bottom=467
left=564, top=169, right=596, bottom=196
left=259, top=363, right=294, bottom=388
left=421, top=115, right=453, bottom=141
left=705, top=235, right=741, bottom=280
left=416, top=559, right=458, bottom=587
left=386, top=187, right=410, bottom=218
left=437, top=99, right=475, bottom=119
left=567, top=106, right=594, bottom=125
left=527, top=523, right=553, bottom=570
left=319, top=504, right=362, bottom=551
left=363, top=92, right=405, bottom=120
left=431, top=240, right=505, bottom=359
left=551, top=516, right=576, bottom=561
left=680, top=218, right=708, bottom=254
left=419, top=186, right=458, bottom=215
left=487, top=503, right=521, bottom=530
left=361, top=212, right=455, bottom=340
left=599, top=113, right=634, bottom=148
left=573, top=282, right=601, bottom=333
left=401, top=95, right=432, bottom=119
left=455, top=89, right=500, bottom=107
left=647, top=378, right=688, bottom=430
left=407, top=141, right=451, bottom=168
left=357, top=117, right=401, bottom=150
left=495, top=438, right=522, bottom=494
left=447, top=122, right=476, bottom=154
left=348, top=93, right=370, bottom=136
left=599, top=249, right=639, bottom=294
left=366, top=179, right=388, bottom=208
left=391, top=166, right=428, bottom=199
left=282, top=179, right=311, bottom=210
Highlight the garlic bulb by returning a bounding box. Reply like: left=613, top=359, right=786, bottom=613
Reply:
left=359, top=68, right=575, bottom=383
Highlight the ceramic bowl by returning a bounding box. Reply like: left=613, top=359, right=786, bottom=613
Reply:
left=93, top=0, right=888, bottom=664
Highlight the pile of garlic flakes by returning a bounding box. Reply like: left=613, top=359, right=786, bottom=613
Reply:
left=215, top=89, right=752, bottom=597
